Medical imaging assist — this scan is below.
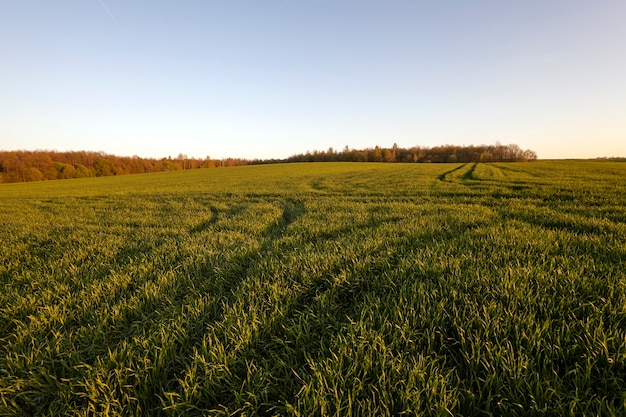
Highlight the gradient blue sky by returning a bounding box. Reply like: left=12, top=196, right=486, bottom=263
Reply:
left=1, top=1, right=625, bottom=160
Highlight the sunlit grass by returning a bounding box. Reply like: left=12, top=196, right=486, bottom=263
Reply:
left=1, top=161, right=625, bottom=415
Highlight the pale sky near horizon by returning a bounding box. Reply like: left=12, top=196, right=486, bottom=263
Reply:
left=1, top=1, right=625, bottom=160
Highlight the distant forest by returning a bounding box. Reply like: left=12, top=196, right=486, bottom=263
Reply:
left=284, top=143, right=537, bottom=164
left=0, top=143, right=536, bottom=183
left=0, top=151, right=247, bottom=183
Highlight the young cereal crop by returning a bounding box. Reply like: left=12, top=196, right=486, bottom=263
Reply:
left=0, top=161, right=625, bottom=416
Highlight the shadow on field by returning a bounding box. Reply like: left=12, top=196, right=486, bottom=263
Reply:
left=190, top=205, right=246, bottom=234
left=192, top=253, right=373, bottom=412
left=190, top=206, right=221, bottom=233
left=266, top=199, right=306, bottom=238
left=304, top=215, right=405, bottom=246
left=179, top=208, right=499, bottom=411
left=185, top=199, right=307, bottom=325
left=507, top=209, right=618, bottom=238
left=437, top=163, right=469, bottom=182
left=462, top=162, right=477, bottom=180
left=189, top=199, right=307, bottom=311
left=47, top=198, right=310, bottom=412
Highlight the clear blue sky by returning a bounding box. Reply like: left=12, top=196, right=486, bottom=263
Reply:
left=1, top=1, right=625, bottom=160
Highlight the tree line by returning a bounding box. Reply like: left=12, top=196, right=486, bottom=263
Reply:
left=285, top=143, right=537, bottom=164
left=0, top=143, right=537, bottom=183
left=0, top=151, right=247, bottom=183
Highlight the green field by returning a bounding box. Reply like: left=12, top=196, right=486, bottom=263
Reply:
left=1, top=161, right=625, bottom=416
